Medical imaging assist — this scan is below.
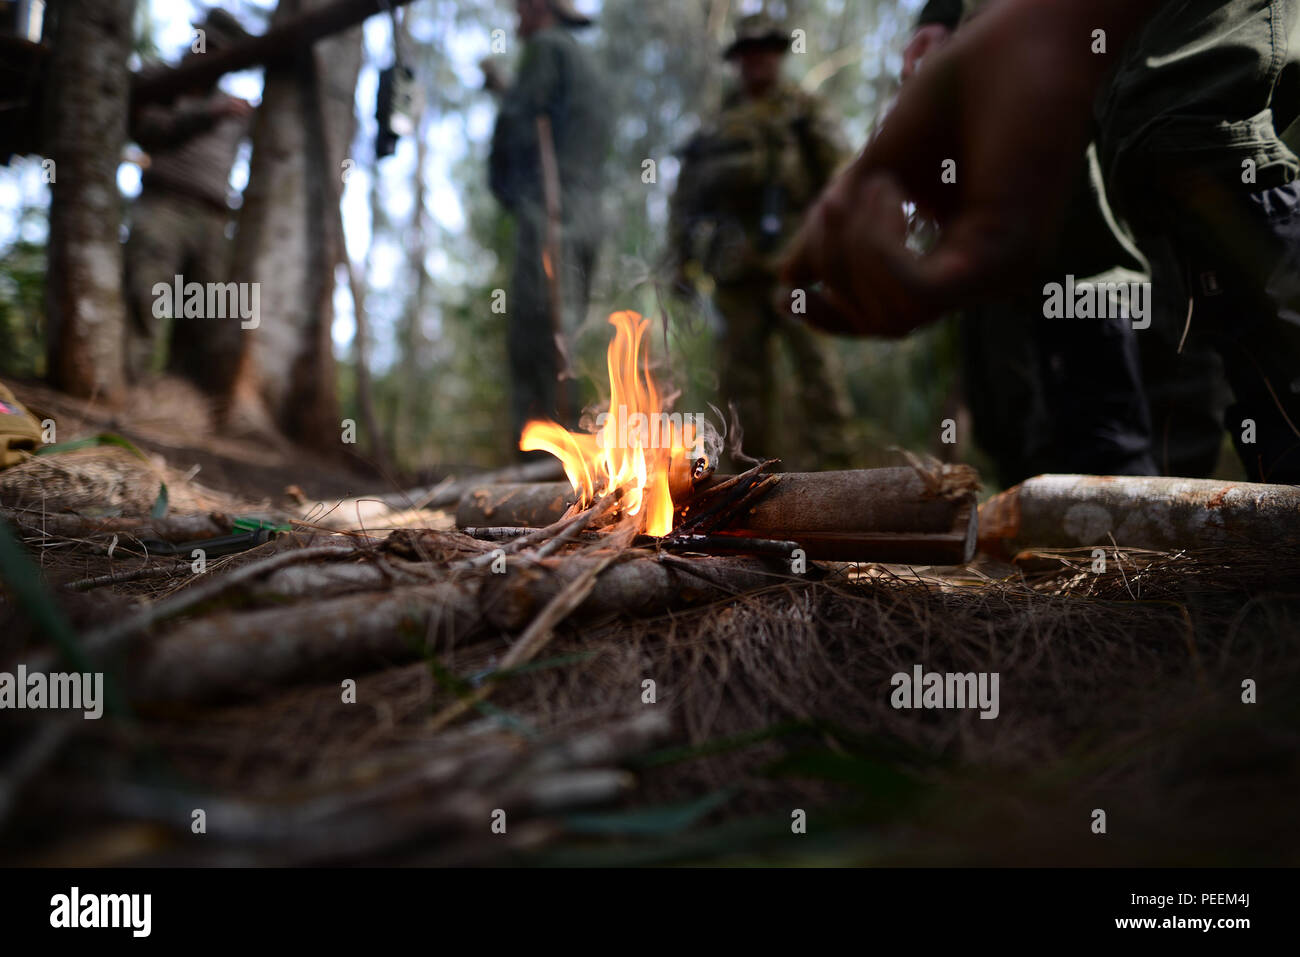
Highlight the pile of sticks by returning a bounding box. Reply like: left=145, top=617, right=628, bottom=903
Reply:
left=458, top=459, right=981, bottom=565
left=0, top=457, right=978, bottom=861
left=27, top=711, right=671, bottom=865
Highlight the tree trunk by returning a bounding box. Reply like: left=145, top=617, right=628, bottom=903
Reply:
left=43, top=0, right=134, bottom=403
left=226, top=0, right=363, bottom=450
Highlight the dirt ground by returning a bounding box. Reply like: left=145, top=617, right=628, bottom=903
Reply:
left=2, top=378, right=1297, bottom=866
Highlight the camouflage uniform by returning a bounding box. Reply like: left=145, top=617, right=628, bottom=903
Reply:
left=670, top=35, right=853, bottom=468
left=1096, top=0, right=1300, bottom=481
left=489, top=22, right=607, bottom=444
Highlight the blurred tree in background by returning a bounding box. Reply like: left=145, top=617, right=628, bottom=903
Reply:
left=1, top=0, right=981, bottom=480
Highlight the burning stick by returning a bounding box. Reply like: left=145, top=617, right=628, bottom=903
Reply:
left=504, top=311, right=979, bottom=564
left=518, top=312, right=710, bottom=537
left=457, top=466, right=979, bottom=565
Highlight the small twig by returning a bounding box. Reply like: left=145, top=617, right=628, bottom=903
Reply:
left=451, top=493, right=617, bottom=572
left=65, top=563, right=192, bottom=592
left=705, top=474, right=781, bottom=532
left=462, top=526, right=530, bottom=542
left=680, top=459, right=778, bottom=512
left=675, top=467, right=780, bottom=535
left=534, top=503, right=613, bottom=559
left=429, top=551, right=618, bottom=733
left=657, top=534, right=798, bottom=558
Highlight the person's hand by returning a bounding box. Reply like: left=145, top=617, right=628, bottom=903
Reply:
left=218, top=97, right=255, bottom=119
left=901, top=23, right=952, bottom=81
left=781, top=0, right=1152, bottom=339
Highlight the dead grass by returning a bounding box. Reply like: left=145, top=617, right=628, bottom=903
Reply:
left=5, top=527, right=1296, bottom=866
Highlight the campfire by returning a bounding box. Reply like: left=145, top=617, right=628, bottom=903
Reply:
left=519, top=311, right=709, bottom=537
left=467, top=310, right=982, bottom=564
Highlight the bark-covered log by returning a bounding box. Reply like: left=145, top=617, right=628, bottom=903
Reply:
left=1, top=508, right=230, bottom=543
left=457, top=482, right=577, bottom=529
left=123, top=554, right=783, bottom=706
left=456, top=468, right=979, bottom=565
left=979, top=474, right=1300, bottom=558
left=305, top=460, right=563, bottom=529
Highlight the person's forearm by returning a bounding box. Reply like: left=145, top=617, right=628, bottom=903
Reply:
left=943, top=0, right=1167, bottom=132
left=988, top=0, right=1165, bottom=81
left=780, top=0, right=1173, bottom=336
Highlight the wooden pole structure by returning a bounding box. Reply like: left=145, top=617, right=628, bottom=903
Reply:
left=130, top=0, right=419, bottom=107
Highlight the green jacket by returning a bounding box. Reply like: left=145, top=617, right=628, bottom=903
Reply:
left=670, top=81, right=846, bottom=283
left=918, top=0, right=1300, bottom=205
left=1097, top=0, right=1300, bottom=207
left=489, top=26, right=607, bottom=235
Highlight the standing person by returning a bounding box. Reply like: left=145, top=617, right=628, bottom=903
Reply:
left=784, top=0, right=1300, bottom=484
left=124, top=9, right=254, bottom=391
left=669, top=13, right=853, bottom=469
left=488, top=0, right=608, bottom=448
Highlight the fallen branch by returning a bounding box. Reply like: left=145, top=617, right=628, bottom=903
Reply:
left=65, top=563, right=193, bottom=591
left=1, top=507, right=230, bottom=543
left=302, top=459, right=563, bottom=529
left=428, top=550, right=618, bottom=732
left=979, top=475, right=1300, bottom=559
left=122, top=552, right=788, bottom=706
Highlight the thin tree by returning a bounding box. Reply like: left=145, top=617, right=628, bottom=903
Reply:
left=43, top=0, right=135, bottom=403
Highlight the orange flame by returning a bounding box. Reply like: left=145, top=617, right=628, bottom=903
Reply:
left=520, top=311, right=700, bottom=537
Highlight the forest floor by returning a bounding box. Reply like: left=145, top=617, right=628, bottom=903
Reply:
left=1, top=378, right=1297, bottom=866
